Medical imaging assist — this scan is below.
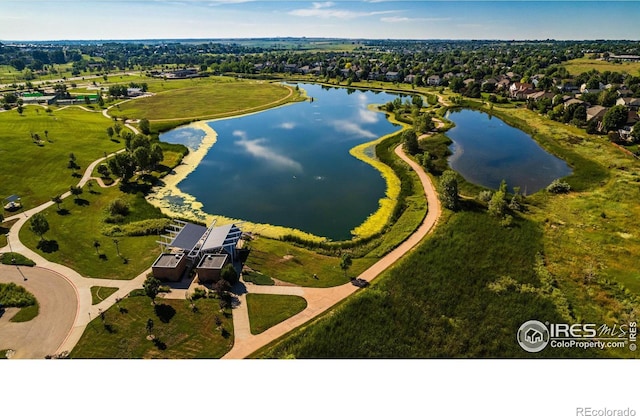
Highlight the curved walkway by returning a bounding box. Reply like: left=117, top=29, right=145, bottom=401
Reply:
left=0, top=125, right=441, bottom=360
left=0, top=149, right=149, bottom=357
left=222, top=144, right=441, bottom=358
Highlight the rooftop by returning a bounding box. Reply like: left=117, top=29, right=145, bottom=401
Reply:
left=198, top=254, right=228, bottom=270
left=153, top=253, right=185, bottom=269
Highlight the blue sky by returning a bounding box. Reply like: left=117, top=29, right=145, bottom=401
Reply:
left=1, top=1, right=639, bottom=41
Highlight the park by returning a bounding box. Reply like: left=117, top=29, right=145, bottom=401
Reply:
left=1, top=43, right=639, bottom=359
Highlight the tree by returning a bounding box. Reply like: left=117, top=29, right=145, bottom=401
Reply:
left=143, top=275, right=161, bottom=305
left=16, top=106, right=24, bottom=115
left=29, top=213, right=49, bottom=241
left=93, top=240, right=101, bottom=255
left=133, top=146, right=151, bottom=172
left=438, top=170, right=460, bottom=211
left=106, top=126, right=114, bottom=139
left=97, top=164, right=110, bottom=178
left=51, top=194, right=63, bottom=210
left=146, top=318, right=154, bottom=337
left=402, top=129, right=420, bottom=155
left=220, top=264, right=238, bottom=284
left=108, top=152, right=135, bottom=181
left=139, top=119, right=151, bottom=135
left=631, top=121, right=640, bottom=143
left=546, top=179, right=571, bottom=194
left=69, top=185, right=83, bottom=201
left=488, top=180, right=508, bottom=218
left=340, top=253, right=352, bottom=278
left=601, top=105, right=628, bottom=133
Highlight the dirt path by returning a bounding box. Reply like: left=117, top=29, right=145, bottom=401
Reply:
left=222, top=144, right=441, bottom=359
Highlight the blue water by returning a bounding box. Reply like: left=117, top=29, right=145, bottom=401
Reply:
left=160, top=84, right=402, bottom=240
left=446, top=109, right=572, bottom=194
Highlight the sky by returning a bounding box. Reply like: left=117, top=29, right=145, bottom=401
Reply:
left=0, top=1, right=639, bottom=41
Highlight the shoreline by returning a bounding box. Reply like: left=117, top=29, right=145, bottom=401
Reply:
left=146, top=86, right=407, bottom=242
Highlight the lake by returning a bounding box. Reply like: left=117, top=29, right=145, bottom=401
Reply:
left=446, top=109, right=572, bottom=194
left=160, top=84, right=403, bottom=240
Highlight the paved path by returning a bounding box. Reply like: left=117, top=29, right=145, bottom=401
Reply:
left=0, top=148, right=149, bottom=358
left=0, top=113, right=441, bottom=359
left=222, top=144, right=441, bottom=358
left=0, top=265, right=77, bottom=358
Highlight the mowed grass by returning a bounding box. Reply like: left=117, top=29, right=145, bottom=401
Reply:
left=91, top=286, right=119, bottom=304
left=0, top=105, right=119, bottom=206
left=246, top=294, right=307, bottom=335
left=69, top=296, right=234, bottom=358
left=245, top=237, right=376, bottom=288
left=107, top=79, right=295, bottom=122
left=563, top=57, right=640, bottom=76
left=19, top=180, right=164, bottom=279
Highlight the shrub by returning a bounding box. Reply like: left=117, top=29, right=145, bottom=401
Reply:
left=0, top=283, right=37, bottom=307
left=546, top=179, right=571, bottom=194
left=102, top=218, right=171, bottom=237
left=107, top=199, right=130, bottom=216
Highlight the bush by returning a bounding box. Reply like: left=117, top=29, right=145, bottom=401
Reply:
left=546, top=179, right=571, bottom=194
left=0, top=283, right=37, bottom=307
left=102, top=218, right=171, bottom=237
left=107, top=199, right=130, bottom=216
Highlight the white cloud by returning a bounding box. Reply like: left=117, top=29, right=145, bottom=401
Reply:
left=289, top=2, right=397, bottom=19
left=330, top=120, right=377, bottom=139
left=278, top=122, right=296, bottom=130
left=381, top=16, right=452, bottom=23
left=233, top=131, right=302, bottom=172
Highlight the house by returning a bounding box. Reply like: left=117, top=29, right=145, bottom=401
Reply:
left=496, top=78, right=511, bottom=90
left=153, top=221, right=243, bottom=282
left=127, top=88, right=144, bottom=97
left=564, top=98, right=585, bottom=109
left=427, top=74, right=441, bottom=86
left=616, top=97, right=640, bottom=111
left=580, top=82, right=605, bottom=94
left=586, top=105, right=607, bottom=122
left=404, top=74, right=416, bottom=84
left=509, top=82, right=534, bottom=100
left=527, top=91, right=554, bottom=102
left=385, top=71, right=399, bottom=81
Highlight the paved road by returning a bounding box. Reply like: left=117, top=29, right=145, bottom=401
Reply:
left=0, top=265, right=77, bottom=358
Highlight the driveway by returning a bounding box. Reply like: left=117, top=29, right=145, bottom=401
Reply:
left=0, top=265, right=78, bottom=358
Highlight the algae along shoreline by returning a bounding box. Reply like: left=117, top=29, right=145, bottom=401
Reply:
left=147, top=93, right=405, bottom=242
left=147, top=85, right=403, bottom=242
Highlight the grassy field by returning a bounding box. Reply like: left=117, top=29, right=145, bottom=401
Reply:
left=19, top=180, right=165, bottom=280
left=563, top=57, right=640, bottom=76
left=256, top=210, right=605, bottom=358
left=0, top=105, right=118, bottom=207
left=91, top=286, right=119, bottom=304
left=245, top=237, right=375, bottom=288
left=0, top=252, right=35, bottom=266
left=246, top=294, right=307, bottom=335
left=107, top=79, right=297, bottom=123
left=69, top=295, right=234, bottom=358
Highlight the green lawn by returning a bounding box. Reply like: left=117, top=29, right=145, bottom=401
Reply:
left=91, top=286, right=119, bottom=304
left=246, top=294, right=307, bottom=335
left=19, top=181, right=165, bottom=279
left=10, top=304, right=39, bottom=322
left=0, top=252, right=35, bottom=266
left=245, top=237, right=375, bottom=288
left=69, top=295, right=234, bottom=358
left=0, top=105, right=119, bottom=207
left=563, top=57, right=640, bottom=76
left=107, top=79, right=296, bottom=123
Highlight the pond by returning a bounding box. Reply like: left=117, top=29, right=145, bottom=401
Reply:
left=446, top=109, right=572, bottom=193
left=159, top=84, right=403, bottom=240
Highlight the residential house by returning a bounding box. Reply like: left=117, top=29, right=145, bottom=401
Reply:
left=385, top=71, right=399, bottom=81
left=616, top=97, right=640, bottom=111
left=509, top=82, right=534, bottom=100
left=427, top=74, right=441, bottom=86
left=586, top=105, right=607, bottom=122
